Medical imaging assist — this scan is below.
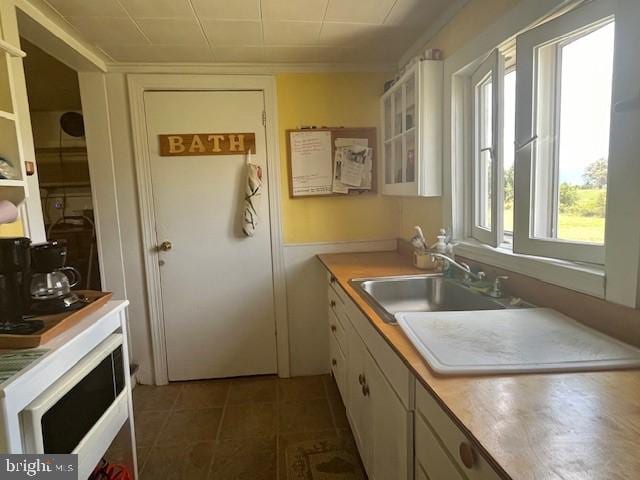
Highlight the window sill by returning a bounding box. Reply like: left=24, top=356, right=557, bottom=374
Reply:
left=455, top=239, right=605, bottom=298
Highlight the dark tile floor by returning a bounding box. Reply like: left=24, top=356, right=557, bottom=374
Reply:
left=129, top=374, right=362, bottom=479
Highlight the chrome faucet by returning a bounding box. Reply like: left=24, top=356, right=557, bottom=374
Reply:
left=429, top=252, right=486, bottom=283
left=487, top=276, right=509, bottom=298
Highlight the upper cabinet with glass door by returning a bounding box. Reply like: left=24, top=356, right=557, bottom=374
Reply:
left=381, top=60, right=443, bottom=196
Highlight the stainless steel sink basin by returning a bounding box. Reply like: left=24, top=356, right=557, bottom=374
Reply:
left=350, top=274, right=508, bottom=324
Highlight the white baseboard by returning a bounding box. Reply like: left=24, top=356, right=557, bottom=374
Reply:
left=283, top=239, right=397, bottom=376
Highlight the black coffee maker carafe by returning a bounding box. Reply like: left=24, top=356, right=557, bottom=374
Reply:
left=0, top=237, right=42, bottom=333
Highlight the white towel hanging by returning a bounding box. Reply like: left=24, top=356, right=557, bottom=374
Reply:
left=242, top=152, right=262, bottom=237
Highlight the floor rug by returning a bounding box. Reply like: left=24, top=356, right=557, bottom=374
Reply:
left=285, top=438, right=366, bottom=480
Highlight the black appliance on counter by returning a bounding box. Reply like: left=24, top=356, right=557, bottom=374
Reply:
left=0, top=238, right=88, bottom=333
left=0, top=237, right=42, bottom=333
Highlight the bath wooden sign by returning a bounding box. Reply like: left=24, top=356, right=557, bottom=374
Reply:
left=158, top=132, right=256, bottom=156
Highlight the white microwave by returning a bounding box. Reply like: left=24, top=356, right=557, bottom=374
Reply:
left=20, top=334, right=128, bottom=476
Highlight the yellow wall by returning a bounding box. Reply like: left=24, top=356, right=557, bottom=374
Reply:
left=398, top=0, right=521, bottom=242
left=0, top=218, right=24, bottom=237
left=277, top=72, right=402, bottom=244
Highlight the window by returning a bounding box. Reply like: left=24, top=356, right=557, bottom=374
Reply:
left=471, top=50, right=503, bottom=247
left=469, top=0, right=616, bottom=265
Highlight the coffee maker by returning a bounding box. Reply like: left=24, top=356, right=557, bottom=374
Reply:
left=29, top=240, right=84, bottom=315
left=0, top=237, right=43, bottom=334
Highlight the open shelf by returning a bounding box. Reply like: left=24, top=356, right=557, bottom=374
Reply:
left=0, top=110, right=15, bottom=122
left=0, top=179, right=25, bottom=188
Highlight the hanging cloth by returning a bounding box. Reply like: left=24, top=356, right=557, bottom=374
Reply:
left=242, top=152, right=262, bottom=237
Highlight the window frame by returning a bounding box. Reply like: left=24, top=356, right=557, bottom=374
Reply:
left=513, top=0, right=616, bottom=264
left=470, top=49, right=504, bottom=247
left=445, top=0, right=640, bottom=306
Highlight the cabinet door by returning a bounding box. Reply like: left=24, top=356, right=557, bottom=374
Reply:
left=344, top=320, right=372, bottom=471
left=366, top=351, right=411, bottom=480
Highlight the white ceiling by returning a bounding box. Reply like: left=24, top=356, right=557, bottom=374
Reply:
left=41, top=0, right=451, bottom=64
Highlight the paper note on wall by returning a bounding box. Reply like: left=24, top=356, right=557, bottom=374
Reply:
left=290, top=131, right=333, bottom=196
left=333, top=138, right=372, bottom=192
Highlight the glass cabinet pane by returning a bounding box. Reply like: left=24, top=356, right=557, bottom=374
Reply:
left=384, top=97, right=391, bottom=140
left=406, top=129, right=416, bottom=183
left=393, top=138, right=403, bottom=183
left=405, top=74, right=415, bottom=131
left=393, top=89, right=403, bottom=135
left=384, top=142, right=392, bottom=184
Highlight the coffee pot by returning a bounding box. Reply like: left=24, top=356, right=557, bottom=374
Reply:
left=30, top=241, right=82, bottom=312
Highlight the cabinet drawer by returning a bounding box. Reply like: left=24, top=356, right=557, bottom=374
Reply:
left=329, top=330, right=347, bottom=400
left=416, top=383, right=502, bottom=480
left=327, top=286, right=348, bottom=330
left=415, top=412, right=465, bottom=480
left=328, top=308, right=347, bottom=354
left=343, top=299, right=413, bottom=409
left=326, top=272, right=353, bottom=305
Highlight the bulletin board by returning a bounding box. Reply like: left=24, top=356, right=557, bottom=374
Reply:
left=286, top=127, right=377, bottom=198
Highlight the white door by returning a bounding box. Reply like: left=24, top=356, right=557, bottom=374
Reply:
left=143, top=90, right=277, bottom=381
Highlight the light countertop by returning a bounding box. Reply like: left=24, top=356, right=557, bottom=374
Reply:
left=318, top=251, right=640, bottom=480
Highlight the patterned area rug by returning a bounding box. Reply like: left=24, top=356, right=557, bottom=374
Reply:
left=285, top=438, right=366, bottom=480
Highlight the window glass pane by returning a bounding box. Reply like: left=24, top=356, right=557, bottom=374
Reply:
left=477, top=77, right=493, bottom=229
left=533, top=21, right=614, bottom=245
left=556, top=22, right=613, bottom=244
left=503, top=70, right=516, bottom=234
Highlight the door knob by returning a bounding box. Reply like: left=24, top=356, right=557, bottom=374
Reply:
left=158, top=241, right=173, bottom=252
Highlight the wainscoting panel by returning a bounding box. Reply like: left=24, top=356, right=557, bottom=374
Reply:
left=284, top=239, right=397, bottom=376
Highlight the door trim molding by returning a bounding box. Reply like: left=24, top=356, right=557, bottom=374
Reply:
left=127, top=74, right=290, bottom=384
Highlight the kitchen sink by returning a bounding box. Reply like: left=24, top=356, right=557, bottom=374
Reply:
left=350, top=274, right=511, bottom=324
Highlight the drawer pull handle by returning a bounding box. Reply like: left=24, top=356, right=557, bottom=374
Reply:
left=330, top=300, right=336, bottom=308
left=330, top=276, right=337, bottom=284
left=331, top=358, right=337, bottom=366
left=330, top=325, right=337, bottom=332
left=459, top=442, right=477, bottom=469
left=358, top=374, right=365, bottom=385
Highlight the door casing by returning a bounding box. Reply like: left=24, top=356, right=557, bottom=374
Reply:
left=127, top=74, right=289, bottom=384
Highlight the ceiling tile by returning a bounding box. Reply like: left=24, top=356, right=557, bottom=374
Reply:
left=383, top=0, right=450, bottom=27
left=263, top=46, right=356, bottom=63
left=324, top=0, right=396, bottom=24
left=136, top=18, right=206, bottom=45
left=261, top=0, right=328, bottom=21
left=191, top=0, right=260, bottom=19
left=211, top=46, right=265, bottom=62
left=102, top=45, right=214, bottom=62
left=319, top=22, right=380, bottom=46
left=262, top=21, right=321, bottom=45
left=45, top=0, right=125, bottom=17
left=360, top=28, right=421, bottom=59
left=202, top=20, right=262, bottom=45
left=120, top=0, right=195, bottom=19
left=65, top=16, right=149, bottom=45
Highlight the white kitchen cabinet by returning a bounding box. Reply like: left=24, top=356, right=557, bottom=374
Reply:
left=325, top=269, right=502, bottom=480
left=380, top=60, right=443, bottom=197
left=327, top=275, right=412, bottom=480
left=344, top=318, right=373, bottom=472
left=416, top=382, right=502, bottom=480
left=366, top=351, right=412, bottom=480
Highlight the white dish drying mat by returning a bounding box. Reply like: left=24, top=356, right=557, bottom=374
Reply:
left=395, top=308, right=640, bottom=375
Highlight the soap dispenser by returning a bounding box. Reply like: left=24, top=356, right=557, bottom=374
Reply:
left=432, top=228, right=449, bottom=254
